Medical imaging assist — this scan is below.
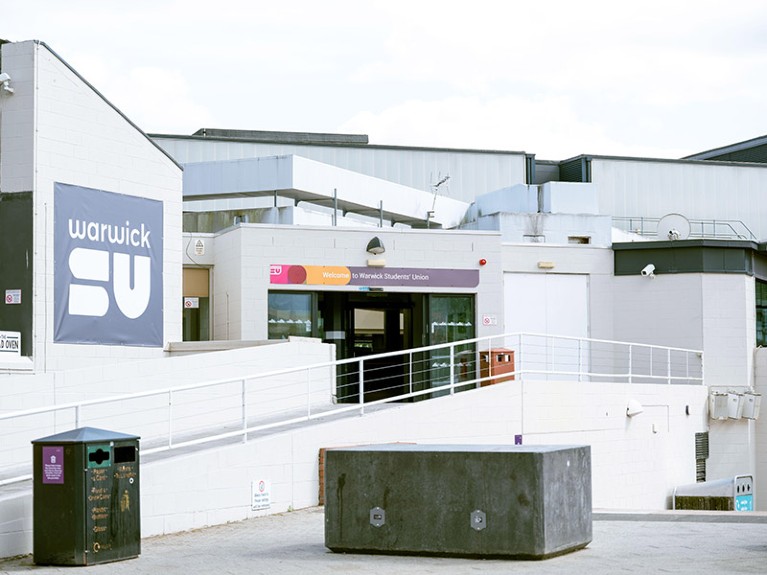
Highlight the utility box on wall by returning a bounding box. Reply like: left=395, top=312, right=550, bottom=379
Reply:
left=742, top=392, right=762, bottom=420
left=479, top=349, right=515, bottom=385
left=324, top=444, right=592, bottom=559
left=32, top=427, right=141, bottom=566
left=709, top=391, right=761, bottom=420
left=709, top=392, right=729, bottom=420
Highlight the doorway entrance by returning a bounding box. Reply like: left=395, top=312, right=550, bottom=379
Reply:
left=268, top=290, right=476, bottom=402
left=345, top=300, right=414, bottom=402
left=182, top=268, right=210, bottom=341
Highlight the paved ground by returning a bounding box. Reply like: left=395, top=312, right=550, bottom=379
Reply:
left=2, top=508, right=767, bottom=574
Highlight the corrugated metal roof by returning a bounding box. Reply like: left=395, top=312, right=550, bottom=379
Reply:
left=683, top=134, right=767, bottom=163
left=152, top=130, right=529, bottom=157
left=192, top=128, right=369, bottom=145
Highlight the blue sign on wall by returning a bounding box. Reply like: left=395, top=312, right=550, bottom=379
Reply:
left=735, top=494, right=754, bottom=512
left=54, top=183, right=163, bottom=346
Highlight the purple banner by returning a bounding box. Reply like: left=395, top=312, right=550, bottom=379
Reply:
left=271, top=264, right=479, bottom=288
left=42, top=446, right=64, bottom=484
left=54, top=183, right=164, bottom=346
left=348, top=267, right=478, bottom=288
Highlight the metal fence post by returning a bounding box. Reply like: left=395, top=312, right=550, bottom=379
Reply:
left=450, top=343, right=455, bottom=395
left=667, top=349, right=671, bottom=385
left=242, top=379, right=248, bottom=443
left=168, top=390, right=174, bottom=449
left=359, top=359, right=365, bottom=415
left=409, top=351, right=413, bottom=395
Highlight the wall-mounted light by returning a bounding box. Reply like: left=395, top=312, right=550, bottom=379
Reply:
left=366, top=236, right=385, bottom=255
left=0, top=72, right=14, bottom=95
left=626, top=399, right=644, bottom=417
left=538, top=261, right=555, bottom=270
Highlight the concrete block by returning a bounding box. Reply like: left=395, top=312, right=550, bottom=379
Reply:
left=324, top=444, right=591, bottom=559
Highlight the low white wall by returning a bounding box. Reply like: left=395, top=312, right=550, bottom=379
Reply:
left=0, top=338, right=334, bottom=411
left=139, top=379, right=706, bottom=533
left=0, top=378, right=709, bottom=557
left=0, top=339, right=336, bottom=478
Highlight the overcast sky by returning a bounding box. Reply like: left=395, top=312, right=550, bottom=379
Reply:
left=4, top=1, right=766, bottom=160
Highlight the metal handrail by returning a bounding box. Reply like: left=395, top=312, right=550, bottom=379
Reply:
left=613, top=216, right=756, bottom=240
left=0, top=333, right=703, bottom=486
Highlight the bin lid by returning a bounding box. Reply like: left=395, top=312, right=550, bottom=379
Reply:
left=32, top=426, right=140, bottom=444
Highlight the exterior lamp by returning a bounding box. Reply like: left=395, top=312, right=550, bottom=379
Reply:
left=366, top=237, right=385, bottom=255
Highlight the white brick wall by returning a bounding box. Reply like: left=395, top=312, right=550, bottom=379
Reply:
left=612, top=274, right=705, bottom=351
left=612, top=272, right=757, bottom=489
left=134, top=378, right=706, bottom=537
left=194, top=225, right=504, bottom=342
left=2, top=41, right=183, bottom=370
left=701, top=274, right=755, bottom=388
left=754, top=349, right=767, bottom=508
left=618, top=273, right=749, bottom=360
left=0, top=43, right=35, bottom=194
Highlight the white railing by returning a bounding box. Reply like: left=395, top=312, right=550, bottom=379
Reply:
left=0, top=333, right=703, bottom=486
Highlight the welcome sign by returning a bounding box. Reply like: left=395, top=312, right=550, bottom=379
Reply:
left=270, top=264, right=479, bottom=288
left=54, top=183, right=163, bottom=346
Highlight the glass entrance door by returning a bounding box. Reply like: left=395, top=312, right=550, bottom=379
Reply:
left=427, top=295, right=476, bottom=394
left=348, top=305, right=410, bottom=402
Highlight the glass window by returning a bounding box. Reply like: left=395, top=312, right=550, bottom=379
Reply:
left=429, top=295, right=475, bottom=345
left=757, top=280, right=767, bottom=347
left=428, top=295, right=476, bottom=390
left=268, top=292, right=313, bottom=340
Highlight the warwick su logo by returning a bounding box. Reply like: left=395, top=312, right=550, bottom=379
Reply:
left=66, top=220, right=152, bottom=319
left=54, top=184, right=163, bottom=346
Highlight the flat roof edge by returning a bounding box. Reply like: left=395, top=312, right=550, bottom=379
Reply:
left=149, top=132, right=530, bottom=157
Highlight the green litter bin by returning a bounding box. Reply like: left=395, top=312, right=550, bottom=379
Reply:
left=32, top=427, right=141, bottom=565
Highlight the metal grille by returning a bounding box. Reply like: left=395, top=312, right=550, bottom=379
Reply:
left=695, top=432, right=709, bottom=482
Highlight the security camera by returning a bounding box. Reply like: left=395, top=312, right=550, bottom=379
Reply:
left=0, top=73, right=10, bottom=83
left=641, top=264, right=655, bottom=277
left=667, top=228, right=680, bottom=240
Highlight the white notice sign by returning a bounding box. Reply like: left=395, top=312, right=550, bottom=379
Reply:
left=251, top=479, right=271, bottom=511
left=481, top=314, right=497, bottom=326
left=0, top=331, right=21, bottom=357
left=5, top=289, right=21, bottom=305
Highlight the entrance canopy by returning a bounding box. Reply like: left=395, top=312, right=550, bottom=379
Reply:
left=182, top=155, right=469, bottom=229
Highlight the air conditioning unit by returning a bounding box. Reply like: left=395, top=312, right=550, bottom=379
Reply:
left=727, top=392, right=744, bottom=420
left=742, top=392, right=762, bottom=420
left=709, top=392, right=729, bottom=420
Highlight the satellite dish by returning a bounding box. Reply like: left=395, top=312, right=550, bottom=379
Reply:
left=657, top=213, right=691, bottom=241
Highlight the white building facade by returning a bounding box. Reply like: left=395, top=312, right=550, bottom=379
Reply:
left=0, top=37, right=764, bottom=558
